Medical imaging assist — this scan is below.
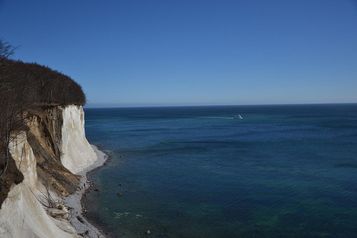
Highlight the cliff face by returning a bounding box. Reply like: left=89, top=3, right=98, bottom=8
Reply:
left=0, top=58, right=87, bottom=207
left=61, top=106, right=98, bottom=174
left=27, top=107, right=80, bottom=196
left=0, top=105, right=98, bottom=238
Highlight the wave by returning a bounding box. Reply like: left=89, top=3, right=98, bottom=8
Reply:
left=199, top=116, right=236, bottom=120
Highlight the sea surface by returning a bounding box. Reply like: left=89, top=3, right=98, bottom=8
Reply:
left=83, top=104, right=357, bottom=238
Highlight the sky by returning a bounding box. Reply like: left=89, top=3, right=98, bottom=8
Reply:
left=1, top=0, right=357, bottom=107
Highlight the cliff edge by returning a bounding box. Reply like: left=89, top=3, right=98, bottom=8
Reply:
left=0, top=59, right=106, bottom=237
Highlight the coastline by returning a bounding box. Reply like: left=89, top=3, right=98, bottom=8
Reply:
left=64, top=145, right=108, bottom=238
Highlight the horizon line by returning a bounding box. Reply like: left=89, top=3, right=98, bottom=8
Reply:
left=85, top=102, right=357, bottom=109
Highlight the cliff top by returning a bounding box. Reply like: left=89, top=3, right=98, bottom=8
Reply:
left=0, top=59, right=86, bottom=106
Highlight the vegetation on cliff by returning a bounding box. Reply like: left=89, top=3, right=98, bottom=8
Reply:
left=0, top=40, right=86, bottom=205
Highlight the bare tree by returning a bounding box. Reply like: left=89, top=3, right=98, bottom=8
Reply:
left=0, top=40, right=15, bottom=59
left=0, top=41, right=28, bottom=177
left=0, top=77, right=30, bottom=177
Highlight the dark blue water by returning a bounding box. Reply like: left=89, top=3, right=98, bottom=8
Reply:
left=84, top=104, right=357, bottom=238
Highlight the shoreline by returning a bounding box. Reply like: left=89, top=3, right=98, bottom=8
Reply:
left=64, top=145, right=108, bottom=238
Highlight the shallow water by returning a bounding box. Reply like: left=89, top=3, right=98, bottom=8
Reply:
left=84, top=104, right=357, bottom=238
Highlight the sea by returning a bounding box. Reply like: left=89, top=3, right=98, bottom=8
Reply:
left=83, top=104, right=357, bottom=238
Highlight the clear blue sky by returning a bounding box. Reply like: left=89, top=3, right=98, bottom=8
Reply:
left=1, top=0, right=357, bottom=107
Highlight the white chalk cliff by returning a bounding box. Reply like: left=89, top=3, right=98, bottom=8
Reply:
left=61, top=106, right=98, bottom=174
left=0, top=105, right=103, bottom=238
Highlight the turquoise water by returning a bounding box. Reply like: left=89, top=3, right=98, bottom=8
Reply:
left=84, top=104, right=357, bottom=238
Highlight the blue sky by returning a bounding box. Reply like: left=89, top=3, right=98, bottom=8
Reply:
left=1, top=0, right=356, bottom=107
